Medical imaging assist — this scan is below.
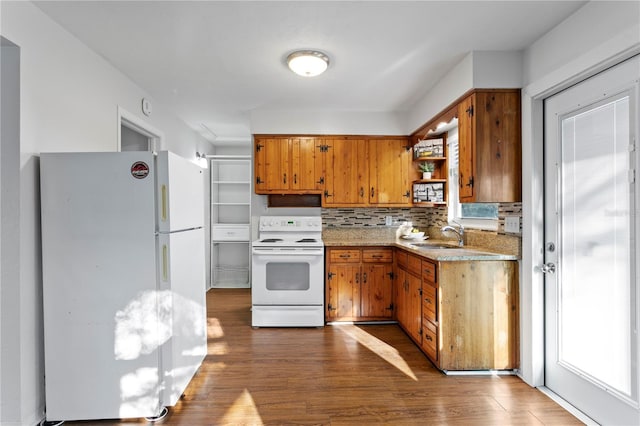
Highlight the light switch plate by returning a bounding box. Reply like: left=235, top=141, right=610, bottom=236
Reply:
left=505, top=216, right=520, bottom=233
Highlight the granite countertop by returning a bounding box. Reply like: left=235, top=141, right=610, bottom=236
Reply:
left=322, top=228, right=519, bottom=261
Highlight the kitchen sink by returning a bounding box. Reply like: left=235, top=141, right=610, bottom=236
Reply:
left=410, top=242, right=459, bottom=249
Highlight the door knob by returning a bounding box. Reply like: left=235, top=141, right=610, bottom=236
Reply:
left=539, top=263, right=556, bottom=274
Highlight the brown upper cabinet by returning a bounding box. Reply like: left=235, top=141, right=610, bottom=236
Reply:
left=254, top=136, right=324, bottom=194
left=457, top=90, right=522, bottom=203
left=255, top=135, right=412, bottom=207
left=323, top=137, right=369, bottom=206
left=368, top=138, right=412, bottom=205
left=324, top=136, right=411, bottom=207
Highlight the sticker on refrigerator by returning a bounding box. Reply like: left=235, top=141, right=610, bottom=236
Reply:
left=130, top=161, right=149, bottom=179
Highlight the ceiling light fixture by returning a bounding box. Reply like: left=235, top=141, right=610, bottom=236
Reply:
left=286, top=50, right=330, bottom=77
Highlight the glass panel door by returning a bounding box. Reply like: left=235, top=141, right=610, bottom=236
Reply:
left=543, top=55, right=639, bottom=425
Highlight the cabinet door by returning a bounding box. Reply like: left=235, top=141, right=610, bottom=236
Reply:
left=327, top=264, right=361, bottom=320
left=361, top=263, right=393, bottom=318
left=407, top=272, right=423, bottom=344
left=395, top=267, right=407, bottom=326
left=457, top=95, right=475, bottom=200
left=457, top=91, right=522, bottom=203
left=369, top=138, right=411, bottom=206
left=324, top=138, right=368, bottom=206
left=473, top=91, right=521, bottom=202
left=255, top=137, right=290, bottom=192
left=291, top=137, right=323, bottom=192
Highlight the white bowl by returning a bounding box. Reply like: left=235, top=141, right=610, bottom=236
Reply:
left=402, top=232, right=425, bottom=240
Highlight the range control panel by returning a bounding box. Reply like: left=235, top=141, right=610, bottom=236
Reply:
left=258, top=216, right=322, bottom=232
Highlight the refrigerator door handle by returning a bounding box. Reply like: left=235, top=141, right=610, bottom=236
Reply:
left=162, top=243, right=169, bottom=282
left=161, top=184, right=168, bottom=223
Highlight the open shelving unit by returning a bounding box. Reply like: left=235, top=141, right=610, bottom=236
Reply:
left=412, top=137, right=448, bottom=206
left=210, top=155, right=251, bottom=288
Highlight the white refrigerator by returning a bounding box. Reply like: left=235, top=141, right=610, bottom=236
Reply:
left=40, top=151, right=207, bottom=421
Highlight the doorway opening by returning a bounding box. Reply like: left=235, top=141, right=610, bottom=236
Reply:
left=117, top=106, right=163, bottom=152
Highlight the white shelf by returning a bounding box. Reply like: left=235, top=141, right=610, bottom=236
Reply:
left=212, top=180, right=251, bottom=184
left=210, top=155, right=252, bottom=289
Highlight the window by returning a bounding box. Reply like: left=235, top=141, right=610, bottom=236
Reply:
left=447, top=126, right=499, bottom=230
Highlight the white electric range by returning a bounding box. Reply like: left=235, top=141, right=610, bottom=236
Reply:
left=251, top=216, right=324, bottom=327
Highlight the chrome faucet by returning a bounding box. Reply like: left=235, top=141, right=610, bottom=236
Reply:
left=441, top=221, right=465, bottom=247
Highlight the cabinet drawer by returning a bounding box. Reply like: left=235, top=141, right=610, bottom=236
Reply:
left=422, top=260, right=437, bottom=284
left=407, top=254, right=422, bottom=276
left=396, top=250, right=408, bottom=269
left=362, top=248, right=393, bottom=263
left=211, top=225, right=250, bottom=241
left=422, top=284, right=437, bottom=323
left=422, top=318, right=438, bottom=362
left=329, top=249, right=361, bottom=263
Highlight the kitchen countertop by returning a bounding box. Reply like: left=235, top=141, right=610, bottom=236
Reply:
left=322, top=228, right=519, bottom=261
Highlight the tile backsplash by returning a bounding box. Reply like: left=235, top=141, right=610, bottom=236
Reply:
left=322, top=203, right=523, bottom=257
left=321, top=207, right=442, bottom=229
left=322, top=203, right=522, bottom=235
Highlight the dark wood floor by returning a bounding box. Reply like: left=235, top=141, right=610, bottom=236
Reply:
left=68, top=288, right=582, bottom=425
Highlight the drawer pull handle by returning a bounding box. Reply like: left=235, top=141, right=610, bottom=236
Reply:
left=372, top=255, right=383, bottom=258
left=425, top=335, right=433, bottom=341
left=425, top=298, right=432, bottom=304
left=339, top=254, right=351, bottom=258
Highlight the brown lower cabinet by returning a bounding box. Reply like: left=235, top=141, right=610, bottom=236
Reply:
left=395, top=248, right=519, bottom=371
left=325, top=247, right=394, bottom=321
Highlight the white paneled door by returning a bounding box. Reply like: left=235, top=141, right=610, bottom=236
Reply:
left=543, top=55, right=640, bottom=425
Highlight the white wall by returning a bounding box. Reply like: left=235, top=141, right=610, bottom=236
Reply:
left=250, top=109, right=406, bottom=136
left=520, top=0, right=640, bottom=388
left=404, top=50, right=523, bottom=134
left=1, top=38, right=22, bottom=426
left=0, top=2, right=211, bottom=425
left=405, top=52, right=474, bottom=134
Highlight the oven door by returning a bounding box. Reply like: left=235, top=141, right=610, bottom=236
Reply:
left=251, top=247, right=324, bottom=306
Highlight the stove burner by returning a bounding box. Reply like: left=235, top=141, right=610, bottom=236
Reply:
left=297, top=238, right=317, bottom=243
left=260, top=238, right=283, bottom=243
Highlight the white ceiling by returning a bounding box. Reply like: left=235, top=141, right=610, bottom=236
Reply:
left=34, top=1, right=586, bottom=142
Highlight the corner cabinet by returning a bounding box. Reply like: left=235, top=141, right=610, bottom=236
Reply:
left=210, top=156, right=251, bottom=288
left=458, top=90, right=521, bottom=203
left=411, top=136, right=448, bottom=206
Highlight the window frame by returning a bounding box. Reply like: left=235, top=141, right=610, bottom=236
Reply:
left=446, top=126, right=499, bottom=231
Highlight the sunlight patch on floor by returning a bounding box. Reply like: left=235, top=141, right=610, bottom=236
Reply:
left=221, top=389, right=263, bottom=425
left=208, top=341, right=230, bottom=355
left=207, top=317, right=224, bottom=339
left=338, top=326, right=417, bottom=381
